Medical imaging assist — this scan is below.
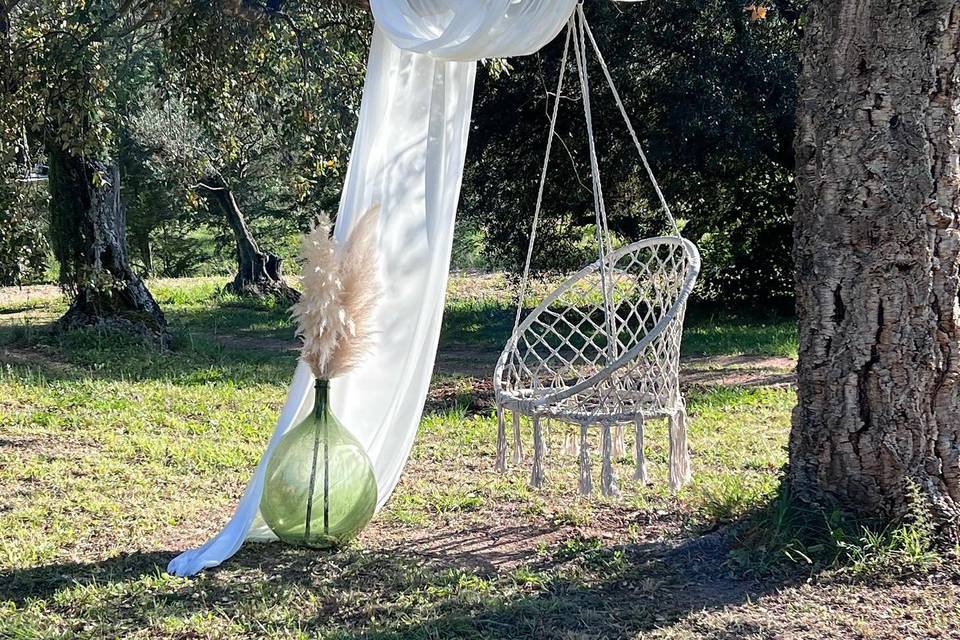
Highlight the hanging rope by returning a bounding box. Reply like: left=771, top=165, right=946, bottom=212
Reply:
left=493, top=5, right=701, bottom=499
left=574, top=6, right=614, bottom=260
left=511, top=17, right=574, bottom=339
left=507, top=6, right=683, bottom=361
left=580, top=16, right=680, bottom=236
left=571, top=6, right=620, bottom=361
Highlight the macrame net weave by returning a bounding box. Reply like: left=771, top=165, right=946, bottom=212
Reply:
left=493, top=7, right=701, bottom=498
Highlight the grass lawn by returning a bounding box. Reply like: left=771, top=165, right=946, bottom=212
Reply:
left=1, top=276, right=957, bottom=639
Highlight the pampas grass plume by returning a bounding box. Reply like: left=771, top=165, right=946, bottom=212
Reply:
left=292, top=205, right=382, bottom=379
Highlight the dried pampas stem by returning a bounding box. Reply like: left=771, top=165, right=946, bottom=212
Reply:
left=291, top=205, right=382, bottom=380
left=327, top=206, right=381, bottom=378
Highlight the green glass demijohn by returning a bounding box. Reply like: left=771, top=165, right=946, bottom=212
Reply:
left=260, top=380, right=378, bottom=548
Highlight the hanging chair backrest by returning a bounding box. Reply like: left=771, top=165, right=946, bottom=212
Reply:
left=495, top=236, right=700, bottom=414
left=495, top=8, right=702, bottom=422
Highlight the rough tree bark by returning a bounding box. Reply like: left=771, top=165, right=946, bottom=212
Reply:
left=47, top=144, right=169, bottom=346
left=791, top=1, right=960, bottom=535
left=201, top=179, right=299, bottom=303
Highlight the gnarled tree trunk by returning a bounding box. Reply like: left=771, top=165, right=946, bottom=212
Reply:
left=202, top=179, right=299, bottom=303
left=791, top=1, right=960, bottom=535
left=47, top=144, right=169, bottom=346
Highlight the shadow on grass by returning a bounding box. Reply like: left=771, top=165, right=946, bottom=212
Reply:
left=0, top=306, right=510, bottom=387
left=0, top=526, right=801, bottom=639
left=6, top=481, right=946, bottom=639
left=682, top=306, right=797, bottom=358
left=0, top=551, right=176, bottom=605
left=0, top=293, right=796, bottom=390
left=0, top=310, right=298, bottom=387
left=439, top=301, right=798, bottom=358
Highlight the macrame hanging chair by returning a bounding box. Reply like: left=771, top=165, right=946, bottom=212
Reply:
left=493, top=7, right=701, bottom=497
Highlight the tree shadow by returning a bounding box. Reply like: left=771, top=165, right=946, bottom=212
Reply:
left=0, top=525, right=808, bottom=638
left=0, top=303, right=514, bottom=388
left=0, top=551, right=175, bottom=605
left=0, top=292, right=793, bottom=391
left=0, top=306, right=298, bottom=386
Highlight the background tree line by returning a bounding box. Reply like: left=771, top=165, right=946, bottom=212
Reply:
left=0, top=0, right=803, bottom=341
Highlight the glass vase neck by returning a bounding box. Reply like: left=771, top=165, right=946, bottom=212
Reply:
left=314, top=379, right=330, bottom=416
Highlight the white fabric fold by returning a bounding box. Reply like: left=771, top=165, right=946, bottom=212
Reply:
left=168, top=0, right=576, bottom=577
left=376, top=0, right=575, bottom=61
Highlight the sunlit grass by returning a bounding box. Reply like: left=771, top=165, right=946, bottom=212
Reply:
left=0, top=275, right=809, bottom=638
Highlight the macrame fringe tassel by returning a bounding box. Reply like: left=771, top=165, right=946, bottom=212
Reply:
left=612, top=424, right=627, bottom=459
left=579, top=423, right=593, bottom=496
left=495, top=406, right=508, bottom=472
left=562, top=430, right=580, bottom=456
left=600, top=424, right=620, bottom=497
left=668, top=407, right=692, bottom=493
left=530, top=417, right=545, bottom=488
left=512, top=411, right=524, bottom=465
left=633, top=415, right=649, bottom=484
left=679, top=408, right=692, bottom=484
left=542, top=419, right=551, bottom=462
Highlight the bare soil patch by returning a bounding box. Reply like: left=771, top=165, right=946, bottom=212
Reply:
left=0, top=285, right=62, bottom=308
left=208, top=333, right=298, bottom=353
left=433, top=346, right=499, bottom=378
left=0, top=432, right=101, bottom=461
left=367, top=520, right=571, bottom=573
left=683, top=354, right=796, bottom=389
left=427, top=351, right=797, bottom=413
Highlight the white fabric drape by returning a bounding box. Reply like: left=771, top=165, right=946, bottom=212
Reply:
left=168, top=0, right=576, bottom=577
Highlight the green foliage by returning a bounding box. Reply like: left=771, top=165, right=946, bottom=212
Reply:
left=727, top=483, right=834, bottom=574
left=45, top=145, right=93, bottom=291
left=693, top=473, right=775, bottom=527
left=0, top=174, right=49, bottom=286
left=3, top=0, right=805, bottom=305
left=112, top=1, right=371, bottom=277
left=2, top=1, right=153, bottom=160
left=1, top=1, right=192, bottom=304
left=2, top=1, right=371, bottom=289
left=694, top=167, right=795, bottom=301
left=834, top=482, right=939, bottom=576
left=158, top=1, right=369, bottom=224
left=463, top=0, right=805, bottom=302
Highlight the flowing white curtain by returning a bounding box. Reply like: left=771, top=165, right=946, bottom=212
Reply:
left=168, top=0, right=577, bottom=577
